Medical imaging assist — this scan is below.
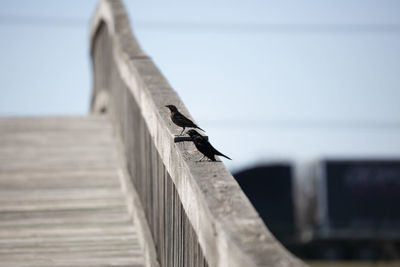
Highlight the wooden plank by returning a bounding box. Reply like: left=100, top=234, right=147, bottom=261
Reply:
left=0, top=210, right=130, bottom=226
left=0, top=138, right=113, bottom=147
left=0, top=225, right=136, bottom=239
left=0, top=234, right=139, bottom=246
left=0, top=188, right=123, bottom=201
left=0, top=250, right=142, bottom=260
left=0, top=180, right=119, bottom=190
left=0, top=209, right=128, bottom=223
left=0, top=165, right=119, bottom=172
left=0, top=170, right=119, bottom=189
left=0, top=169, right=117, bottom=179
left=0, top=245, right=141, bottom=253
left=0, top=156, right=117, bottom=165
left=0, top=163, right=118, bottom=172
left=0, top=198, right=126, bottom=212
left=0, top=144, right=115, bottom=151
left=0, top=116, right=111, bottom=132
left=0, top=147, right=117, bottom=160
left=0, top=258, right=145, bottom=267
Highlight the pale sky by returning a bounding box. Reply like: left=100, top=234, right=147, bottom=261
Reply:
left=1, top=0, right=400, bottom=171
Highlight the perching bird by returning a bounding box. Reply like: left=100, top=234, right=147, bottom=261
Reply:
left=187, top=129, right=231, bottom=161
left=165, top=105, right=204, bottom=135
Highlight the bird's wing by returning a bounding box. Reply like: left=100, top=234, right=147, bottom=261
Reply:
left=192, top=136, right=216, bottom=159
left=193, top=136, right=210, bottom=151
left=193, top=135, right=207, bottom=150
left=174, top=112, right=197, bottom=127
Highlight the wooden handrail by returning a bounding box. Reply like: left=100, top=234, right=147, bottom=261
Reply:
left=90, top=1, right=307, bottom=266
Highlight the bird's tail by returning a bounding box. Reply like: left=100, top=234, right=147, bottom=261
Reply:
left=196, top=126, right=205, bottom=132
left=216, top=151, right=231, bottom=160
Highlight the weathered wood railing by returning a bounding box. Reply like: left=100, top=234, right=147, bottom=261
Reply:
left=90, top=0, right=307, bottom=266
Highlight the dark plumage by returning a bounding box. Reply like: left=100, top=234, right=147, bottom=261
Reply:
left=187, top=129, right=231, bottom=161
left=165, top=105, right=204, bottom=135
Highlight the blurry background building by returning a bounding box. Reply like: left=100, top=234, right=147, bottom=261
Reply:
left=234, top=160, right=400, bottom=260
left=1, top=0, right=400, bottom=261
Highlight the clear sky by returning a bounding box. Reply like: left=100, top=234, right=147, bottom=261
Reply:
left=1, top=0, right=400, bottom=171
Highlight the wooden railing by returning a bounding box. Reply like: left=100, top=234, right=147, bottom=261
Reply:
left=90, top=1, right=307, bottom=266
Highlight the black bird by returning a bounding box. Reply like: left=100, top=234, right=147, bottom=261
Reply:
left=187, top=129, right=231, bottom=161
left=165, top=105, right=204, bottom=135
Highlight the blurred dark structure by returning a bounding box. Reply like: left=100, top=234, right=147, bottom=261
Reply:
left=316, top=160, right=400, bottom=239
left=234, top=164, right=295, bottom=242
left=233, top=160, right=400, bottom=261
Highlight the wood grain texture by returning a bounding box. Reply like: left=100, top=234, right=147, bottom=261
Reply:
left=0, top=116, right=145, bottom=267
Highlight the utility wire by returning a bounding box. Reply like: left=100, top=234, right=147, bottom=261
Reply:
left=1, top=15, right=400, bottom=34
left=0, top=15, right=88, bottom=28
left=133, top=21, right=400, bottom=34
left=201, top=119, right=400, bottom=129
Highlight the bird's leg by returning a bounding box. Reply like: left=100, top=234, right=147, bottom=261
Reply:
left=179, top=127, right=185, bottom=136
left=198, top=155, right=206, bottom=162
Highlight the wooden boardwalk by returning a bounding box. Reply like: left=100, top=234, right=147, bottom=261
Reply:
left=0, top=116, right=145, bottom=267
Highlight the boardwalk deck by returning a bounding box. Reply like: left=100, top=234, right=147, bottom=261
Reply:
left=0, top=116, right=145, bottom=267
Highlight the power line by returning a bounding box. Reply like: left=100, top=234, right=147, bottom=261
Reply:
left=0, top=15, right=88, bottom=28
left=132, top=20, right=400, bottom=34
left=1, top=15, right=400, bottom=34
left=200, top=119, right=400, bottom=130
